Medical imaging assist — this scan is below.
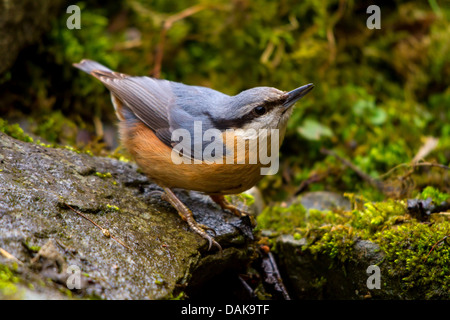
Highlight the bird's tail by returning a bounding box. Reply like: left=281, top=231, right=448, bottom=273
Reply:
left=73, top=59, right=113, bottom=75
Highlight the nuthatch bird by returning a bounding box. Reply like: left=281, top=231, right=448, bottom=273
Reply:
left=74, top=59, right=314, bottom=251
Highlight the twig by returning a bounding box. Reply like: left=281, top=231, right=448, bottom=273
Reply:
left=65, top=204, right=133, bottom=251
left=320, top=148, right=386, bottom=191
left=424, top=234, right=449, bottom=261
left=295, top=171, right=330, bottom=195
left=261, top=251, right=291, bottom=300
left=411, top=137, right=439, bottom=165
left=152, top=4, right=212, bottom=78
left=378, top=161, right=450, bottom=180
left=320, top=148, right=449, bottom=196
left=238, top=275, right=257, bottom=299
left=0, top=247, right=23, bottom=265
left=325, top=0, right=346, bottom=64
left=377, top=136, right=445, bottom=181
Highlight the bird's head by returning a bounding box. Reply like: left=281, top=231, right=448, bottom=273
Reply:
left=216, top=83, right=314, bottom=133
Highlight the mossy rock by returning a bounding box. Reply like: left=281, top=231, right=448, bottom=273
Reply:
left=258, top=193, right=450, bottom=299
left=0, top=131, right=255, bottom=299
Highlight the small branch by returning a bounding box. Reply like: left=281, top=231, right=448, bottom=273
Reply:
left=321, top=148, right=449, bottom=196
left=379, top=161, right=450, bottom=180
left=377, top=136, right=446, bottom=183
left=295, top=171, right=330, bottom=195
left=65, top=204, right=133, bottom=251
left=260, top=250, right=291, bottom=300
left=0, top=247, right=23, bottom=265
left=424, top=234, right=449, bottom=262
left=411, top=137, right=439, bottom=165
left=152, top=4, right=213, bottom=78
left=320, top=148, right=385, bottom=192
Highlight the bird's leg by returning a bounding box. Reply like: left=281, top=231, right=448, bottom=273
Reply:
left=161, top=187, right=222, bottom=252
left=210, top=195, right=248, bottom=217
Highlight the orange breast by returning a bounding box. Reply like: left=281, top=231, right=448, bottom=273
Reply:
left=120, top=122, right=266, bottom=195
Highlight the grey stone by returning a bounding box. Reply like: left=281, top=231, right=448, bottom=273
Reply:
left=0, top=132, right=254, bottom=299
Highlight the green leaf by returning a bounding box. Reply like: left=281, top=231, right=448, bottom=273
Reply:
left=297, top=119, right=333, bottom=141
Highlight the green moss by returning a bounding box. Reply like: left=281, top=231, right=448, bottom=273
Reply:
left=106, top=204, right=120, bottom=211
left=31, top=111, right=78, bottom=145
left=307, top=225, right=356, bottom=263
left=95, top=171, right=112, bottom=179
left=257, top=203, right=307, bottom=234
left=419, top=186, right=450, bottom=204
left=376, top=222, right=450, bottom=297
left=23, top=240, right=41, bottom=253
left=0, top=264, right=21, bottom=298
left=226, top=193, right=255, bottom=207
left=64, top=145, right=93, bottom=156
left=0, top=118, right=97, bottom=159
left=0, top=118, right=34, bottom=143
left=167, top=291, right=185, bottom=300
left=310, top=276, right=327, bottom=289
left=258, top=192, right=450, bottom=296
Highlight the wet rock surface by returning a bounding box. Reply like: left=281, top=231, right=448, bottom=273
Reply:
left=295, top=191, right=351, bottom=212
left=271, top=191, right=445, bottom=300
left=0, top=132, right=254, bottom=299
left=276, top=235, right=385, bottom=299
left=274, top=191, right=385, bottom=299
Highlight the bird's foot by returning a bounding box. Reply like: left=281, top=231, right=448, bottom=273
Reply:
left=210, top=195, right=248, bottom=217
left=161, top=188, right=222, bottom=253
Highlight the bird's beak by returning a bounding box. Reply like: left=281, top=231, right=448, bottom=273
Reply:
left=283, top=83, right=314, bottom=108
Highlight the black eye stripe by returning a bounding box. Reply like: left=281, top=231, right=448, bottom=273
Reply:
left=205, top=96, right=287, bottom=130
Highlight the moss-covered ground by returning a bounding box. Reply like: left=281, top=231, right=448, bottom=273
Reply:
left=257, top=187, right=450, bottom=298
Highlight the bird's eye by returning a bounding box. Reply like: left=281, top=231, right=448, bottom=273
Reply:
left=253, top=106, right=266, bottom=116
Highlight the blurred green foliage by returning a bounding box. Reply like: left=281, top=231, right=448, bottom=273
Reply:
left=1, top=0, right=449, bottom=200
left=419, top=185, right=450, bottom=203
left=0, top=119, right=34, bottom=143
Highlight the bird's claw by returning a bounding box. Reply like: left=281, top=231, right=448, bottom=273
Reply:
left=162, top=187, right=222, bottom=253
left=210, top=195, right=248, bottom=217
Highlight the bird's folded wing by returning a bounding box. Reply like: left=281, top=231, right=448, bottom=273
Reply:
left=74, top=59, right=225, bottom=157
left=94, top=72, right=175, bottom=147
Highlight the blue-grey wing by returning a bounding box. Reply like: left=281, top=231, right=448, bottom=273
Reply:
left=74, top=59, right=229, bottom=159
left=168, top=83, right=231, bottom=160
left=74, top=59, right=173, bottom=146
left=99, top=75, right=173, bottom=134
